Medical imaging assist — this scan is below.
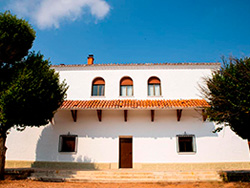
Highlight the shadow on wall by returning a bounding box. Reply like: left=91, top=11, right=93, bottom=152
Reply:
left=55, top=109, right=218, bottom=138
left=34, top=124, right=94, bottom=161
left=34, top=109, right=218, bottom=166
left=34, top=124, right=97, bottom=169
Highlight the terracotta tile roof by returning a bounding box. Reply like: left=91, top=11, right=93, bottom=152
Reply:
left=53, top=62, right=220, bottom=67
left=60, top=99, right=209, bottom=110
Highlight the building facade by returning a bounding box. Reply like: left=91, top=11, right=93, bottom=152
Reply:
left=5, top=56, right=250, bottom=170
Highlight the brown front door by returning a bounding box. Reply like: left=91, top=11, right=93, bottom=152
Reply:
left=119, top=137, right=133, bottom=168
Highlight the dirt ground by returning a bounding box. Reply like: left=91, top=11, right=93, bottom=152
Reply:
left=0, top=180, right=250, bottom=188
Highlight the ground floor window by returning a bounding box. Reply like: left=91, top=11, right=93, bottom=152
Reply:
left=59, top=134, right=77, bottom=153
left=177, top=134, right=196, bottom=153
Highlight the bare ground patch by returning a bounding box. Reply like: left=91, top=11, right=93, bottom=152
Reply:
left=1, top=180, right=250, bottom=188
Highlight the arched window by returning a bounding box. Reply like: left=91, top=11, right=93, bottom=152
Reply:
left=120, top=77, right=133, bottom=96
left=148, top=77, right=161, bottom=96
left=92, top=77, right=105, bottom=96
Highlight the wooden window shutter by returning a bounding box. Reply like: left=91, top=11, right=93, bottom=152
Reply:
left=120, top=77, right=133, bottom=86
left=93, top=77, right=105, bottom=85
left=148, top=77, right=160, bottom=84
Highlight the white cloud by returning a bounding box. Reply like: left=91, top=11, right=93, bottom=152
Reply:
left=6, top=0, right=110, bottom=29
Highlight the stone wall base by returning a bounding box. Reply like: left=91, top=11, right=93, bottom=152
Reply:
left=5, top=160, right=250, bottom=171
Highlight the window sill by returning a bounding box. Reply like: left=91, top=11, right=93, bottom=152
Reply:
left=147, top=96, right=163, bottom=98
left=118, top=96, right=135, bottom=98
left=59, top=151, right=77, bottom=154
left=177, top=152, right=196, bottom=155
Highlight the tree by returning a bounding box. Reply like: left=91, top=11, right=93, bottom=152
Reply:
left=201, top=57, right=250, bottom=140
left=0, top=11, right=36, bottom=92
left=0, top=12, right=67, bottom=180
left=0, top=11, right=35, bottom=65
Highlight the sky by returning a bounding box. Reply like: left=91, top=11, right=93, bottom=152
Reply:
left=1, top=0, right=250, bottom=65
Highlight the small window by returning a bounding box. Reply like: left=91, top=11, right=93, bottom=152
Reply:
left=120, top=77, right=133, bottom=96
left=59, top=135, right=77, bottom=153
left=148, top=77, right=161, bottom=96
left=177, top=134, right=196, bottom=153
left=92, top=77, right=105, bottom=96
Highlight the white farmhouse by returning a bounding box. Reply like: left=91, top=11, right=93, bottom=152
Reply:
left=5, top=55, right=250, bottom=170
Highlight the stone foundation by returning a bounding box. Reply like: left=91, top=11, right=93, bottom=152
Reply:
left=6, top=160, right=250, bottom=171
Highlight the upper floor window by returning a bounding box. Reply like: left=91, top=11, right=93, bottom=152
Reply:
left=120, top=77, right=133, bottom=96
left=92, top=77, right=105, bottom=96
left=148, top=77, right=161, bottom=96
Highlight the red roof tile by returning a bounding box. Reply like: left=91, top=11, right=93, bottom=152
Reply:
left=60, top=99, right=209, bottom=110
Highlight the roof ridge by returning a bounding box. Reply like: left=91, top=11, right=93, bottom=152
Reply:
left=52, top=62, right=220, bottom=67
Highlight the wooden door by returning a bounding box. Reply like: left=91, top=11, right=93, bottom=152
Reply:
left=119, top=137, right=133, bottom=168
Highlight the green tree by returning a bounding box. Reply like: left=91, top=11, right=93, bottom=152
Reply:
left=201, top=57, right=250, bottom=140
left=0, top=12, right=67, bottom=180
left=0, top=11, right=36, bottom=91
left=0, top=11, right=35, bottom=65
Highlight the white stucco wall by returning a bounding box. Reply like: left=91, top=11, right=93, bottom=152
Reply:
left=6, top=109, right=250, bottom=163
left=54, top=65, right=217, bottom=100
left=6, top=63, right=250, bottom=164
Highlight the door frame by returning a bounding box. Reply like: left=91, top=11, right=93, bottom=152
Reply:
left=119, top=136, right=133, bottom=168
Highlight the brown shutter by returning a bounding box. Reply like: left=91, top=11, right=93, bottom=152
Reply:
left=120, top=77, right=133, bottom=86
left=93, top=77, right=105, bottom=85
left=148, top=77, right=160, bottom=84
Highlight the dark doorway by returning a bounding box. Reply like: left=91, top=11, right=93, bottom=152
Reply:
left=119, top=137, right=133, bottom=168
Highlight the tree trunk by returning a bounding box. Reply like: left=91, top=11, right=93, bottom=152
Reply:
left=0, top=134, right=7, bottom=180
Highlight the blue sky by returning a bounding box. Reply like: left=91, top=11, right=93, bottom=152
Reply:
left=1, top=0, right=250, bottom=65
